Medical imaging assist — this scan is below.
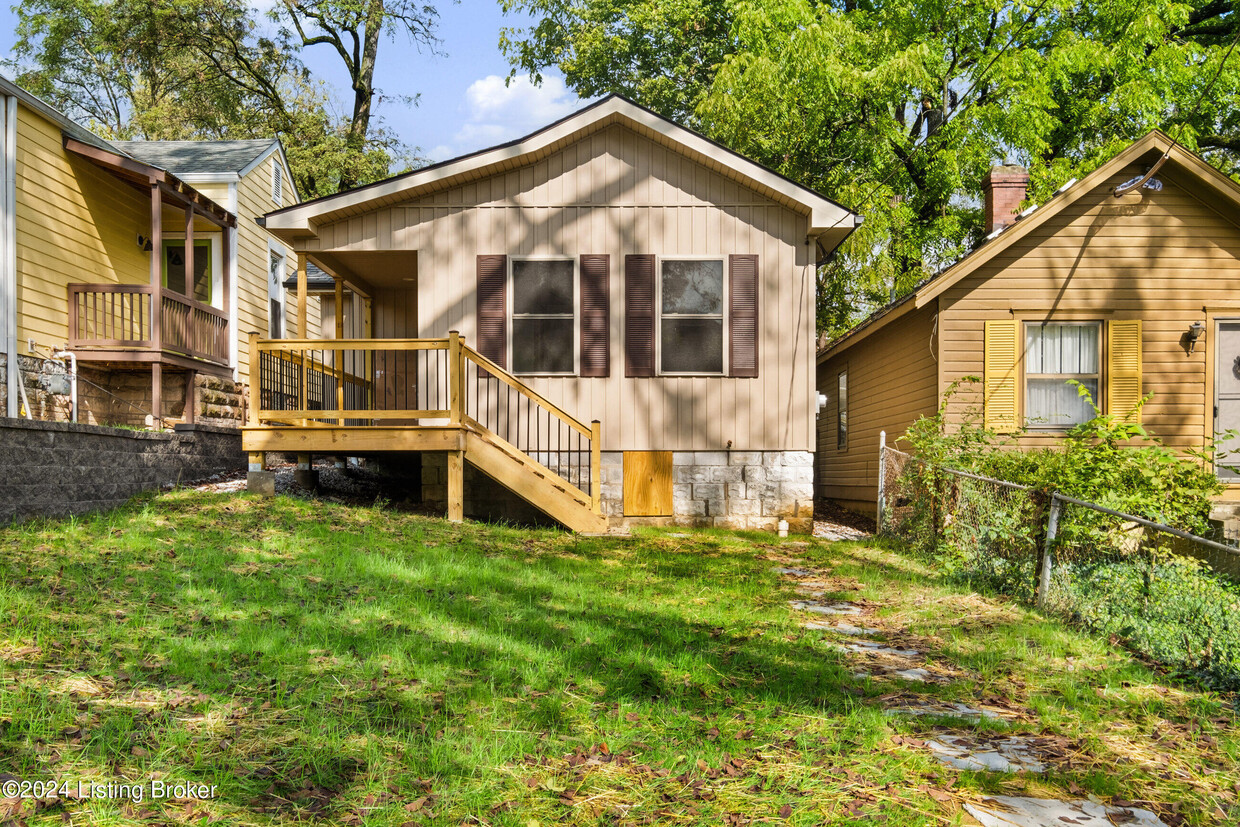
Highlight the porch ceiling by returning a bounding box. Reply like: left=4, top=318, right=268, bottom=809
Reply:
left=308, top=250, right=418, bottom=291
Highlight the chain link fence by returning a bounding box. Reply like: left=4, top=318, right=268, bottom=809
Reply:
left=878, top=438, right=1240, bottom=689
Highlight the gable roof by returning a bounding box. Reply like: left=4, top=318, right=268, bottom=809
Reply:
left=816, top=130, right=1240, bottom=363
left=113, top=139, right=276, bottom=175
left=262, top=94, right=860, bottom=248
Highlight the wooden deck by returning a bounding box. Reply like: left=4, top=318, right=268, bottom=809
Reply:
left=68, top=283, right=231, bottom=374
left=242, top=333, right=605, bottom=532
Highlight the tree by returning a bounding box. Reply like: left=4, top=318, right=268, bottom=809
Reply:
left=9, top=0, right=439, bottom=196
left=275, top=0, right=441, bottom=188
left=502, top=0, right=1240, bottom=337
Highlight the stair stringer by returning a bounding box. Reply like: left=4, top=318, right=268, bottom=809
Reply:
left=462, top=427, right=607, bottom=534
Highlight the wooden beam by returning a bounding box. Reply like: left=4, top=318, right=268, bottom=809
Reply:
left=185, top=370, right=196, bottom=424
left=591, top=420, right=601, bottom=514
left=223, top=225, right=233, bottom=365
left=240, top=425, right=465, bottom=454
left=448, top=330, right=461, bottom=425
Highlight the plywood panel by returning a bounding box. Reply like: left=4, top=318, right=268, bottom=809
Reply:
left=623, top=450, right=673, bottom=516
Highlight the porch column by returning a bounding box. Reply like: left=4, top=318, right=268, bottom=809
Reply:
left=185, top=370, right=196, bottom=424
left=184, top=204, right=194, bottom=300
left=296, top=257, right=307, bottom=337
left=222, top=224, right=233, bottom=371
left=334, top=276, right=345, bottom=424
left=149, top=181, right=162, bottom=425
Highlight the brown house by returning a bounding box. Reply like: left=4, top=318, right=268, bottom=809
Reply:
left=252, top=95, right=860, bottom=532
left=816, top=131, right=1240, bottom=513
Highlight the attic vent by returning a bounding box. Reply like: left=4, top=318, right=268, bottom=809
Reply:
left=272, top=162, right=283, bottom=206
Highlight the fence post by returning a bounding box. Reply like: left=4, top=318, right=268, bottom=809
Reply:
left=248, top=331, right=260, bottom=427
left=1037, top=493, right=1061, bottom=608
left=877, top=430, right=887, bottom=532
left=448, top=330, right=461, bottom=425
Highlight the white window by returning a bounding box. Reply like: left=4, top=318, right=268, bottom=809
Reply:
left=659, top=257, right=726, bottom=374
left=268, top=248, right=285, bottom=339
left=1024, top=322, right=1101, bottom=428
left=510, top=258, right=576, bottom=374
left=272, top=161, right=283, bottom=206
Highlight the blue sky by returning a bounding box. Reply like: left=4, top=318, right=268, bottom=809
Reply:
left=0, top=1, right=585, bottom=164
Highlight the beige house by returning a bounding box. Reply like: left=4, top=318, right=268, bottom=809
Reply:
left=252, top=95, right=860, bottom=531
left=0, top=76, right=305, bottom=427
left=816, top=131, right=1240, bottom=513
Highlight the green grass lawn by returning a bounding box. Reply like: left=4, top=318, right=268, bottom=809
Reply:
left=0, top=490, right=1236, bottom=825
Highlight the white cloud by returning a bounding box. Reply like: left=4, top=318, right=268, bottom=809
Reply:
left=427, top=75, right=581, bottom=162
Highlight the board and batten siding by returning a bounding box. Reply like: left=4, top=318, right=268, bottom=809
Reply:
left=937, top=160, right=1240, bottom=458
left=296, top=122, right=818, bottom=452
left=14, top=104, right=151, bottom=350
left=815, top=303, right=939, bottom=513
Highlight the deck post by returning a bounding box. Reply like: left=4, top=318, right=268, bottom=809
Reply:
left=296, top=257, right=307, bottom=338
left=448, top=330, right=461, bottom=424
left=247, top=450, right=274, bottom=497
left=149, top=181, right=162, bottom=425
left=591, top=420, right=602, bottom=514
left=184, top=370, right=196, bottom=425
left=247, top=331, right=260, bottom=426
left=447, top=449, right=464, bottom=522
left=294, top=452, right=318, bottom=490
left=222, top=224, right=233, bottom=368
left=335, top=278, right=345, bottom=425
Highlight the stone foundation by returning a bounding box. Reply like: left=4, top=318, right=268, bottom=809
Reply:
left=418, top=448, right=814, bottom=533
left=0, top=351, right=244, bottom=428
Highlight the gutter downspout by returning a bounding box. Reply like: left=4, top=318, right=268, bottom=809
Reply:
left=3, top=95, right=16, bottom=419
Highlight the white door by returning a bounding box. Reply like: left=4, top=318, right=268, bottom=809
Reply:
left=1215, top=321, right=1240, bottom=480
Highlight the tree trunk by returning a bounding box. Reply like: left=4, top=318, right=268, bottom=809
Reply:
left=340, top=0, right=384, bottom=189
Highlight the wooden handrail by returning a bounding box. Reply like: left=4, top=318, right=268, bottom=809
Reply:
left=460, top=344, right=593, bottom=438
left=160, top=287, right=228, bottom=322
left=257, top=338, right=448, bottom=351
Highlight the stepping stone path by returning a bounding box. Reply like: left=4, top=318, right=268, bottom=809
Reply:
left=788, top=600, right=863, bottom=616
left=768, top=549, right=1173, bottom=827
left=924, top=734, right=1047, bottom=773
left=965, top=796, right=1168, bottom=827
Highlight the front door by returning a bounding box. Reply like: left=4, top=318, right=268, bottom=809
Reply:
left=1215, top=321, right=1240, bottom=481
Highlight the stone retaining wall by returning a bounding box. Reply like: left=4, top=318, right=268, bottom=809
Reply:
left=0, top=418, right=244, bottom=524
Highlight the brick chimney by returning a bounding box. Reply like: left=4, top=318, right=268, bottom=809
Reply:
left=982, top=165, right=1030, bottom=235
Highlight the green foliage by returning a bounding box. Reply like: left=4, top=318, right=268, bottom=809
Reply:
left=7, top=0, right=435, bottom=196
left=901, top=381, right=1223, bottom=533
left=502, top=0, right=1240, bottom=337
left=889, top=381, right=1240, bottom=689
left=1063, top=556, right=1240, bottom=690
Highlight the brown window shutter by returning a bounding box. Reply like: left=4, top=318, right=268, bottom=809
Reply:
left=476, top=254, right=507, bottom=369
left=580, top=254, right=610, bottom=377
left=625, top=254, right=655, bottom=377
left=729, top=254, right=759, bottom=378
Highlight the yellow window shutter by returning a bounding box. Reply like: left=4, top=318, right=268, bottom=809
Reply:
left=984, top=319, right=1019, bottom=433
left=1107, top=319, right=1143, bottom=421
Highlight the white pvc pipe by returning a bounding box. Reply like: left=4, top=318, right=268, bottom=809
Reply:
left=52, top=350, right=77, bottom=423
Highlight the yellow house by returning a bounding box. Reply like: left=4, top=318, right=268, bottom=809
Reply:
left=816, top=131, right=1240, bottom=513
left=0, top=77, right=307, bottom=427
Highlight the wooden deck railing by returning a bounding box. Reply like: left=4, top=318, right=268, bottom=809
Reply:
left=249, top=333, right=601, bottom=510
left=68, top=283, right=229, bottom=367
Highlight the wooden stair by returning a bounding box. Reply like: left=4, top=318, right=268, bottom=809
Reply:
left=462, top=422, right=607, bottom=534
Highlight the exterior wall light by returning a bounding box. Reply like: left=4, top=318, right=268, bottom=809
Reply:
left=1186, top=321, right=1206, bottom=354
